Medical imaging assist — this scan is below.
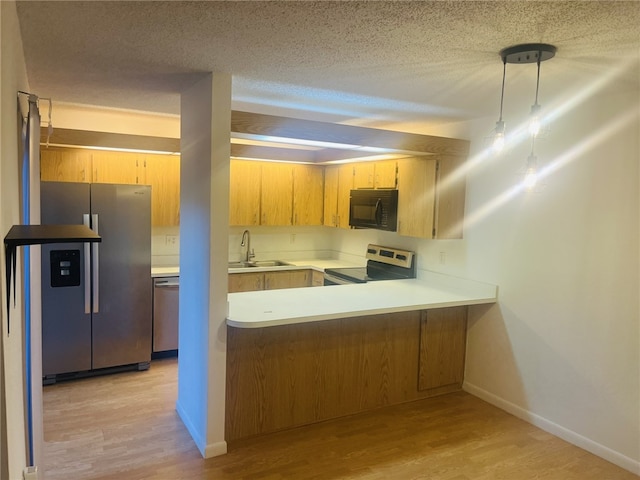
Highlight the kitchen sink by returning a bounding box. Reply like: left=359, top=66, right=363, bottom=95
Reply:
left=228, top=260, right=292, bottom=269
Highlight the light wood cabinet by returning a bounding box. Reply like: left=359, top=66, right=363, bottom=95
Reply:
left=40, top=147, right=92, bottom=183
left=40, top=146, right=181, bottom=227
left=228, top=272, right=265, bottom=293
left=434, top=155, right=466, bottom=239
left=143, top=154, right=180, bottom=227
left=229, top=160, right=261, bottom=226
left=323, top=164, right=353, bottom=228
left=396, top=156, right=465, bottom=239
left=418, top=306, right=467, bottom=392
left=91, top=150, right=141, bottom=184
left=226, top=307, right=468, bottom=441
left=323, top=166, right=339, bottom=227
left=353, top=160, right=397, bottom=189
left=292, top=164, right=324, bottom=226
left=397, top=157, right=437, bottom=238
left=228, top=269, right=313, bottom=293
left=261, top=163, right=294, bottom=226
left=311, top=269, right=324, bottom=287
left=264, top=270, right=310, bottom=290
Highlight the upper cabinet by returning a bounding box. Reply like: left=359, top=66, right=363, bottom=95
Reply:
left=396, top=155, right=466, bottom=239
left=323, top=164, right=353, bottom=229
left=40, top=147, right=181, bottom=227
left=261, top=162, right=294, bottom=226
left=292, top=164, right=324, bottom=226
left=143, top=154, right=181, bottom=227
left=91, top=150, right=141, bottom=185
left=229, top=160, right=261, bottom=226
left=353, top=160, right=397, bottom=189
left=230, top=160, right=324, bottom=227
left=40, top=147, right=92, bottom=183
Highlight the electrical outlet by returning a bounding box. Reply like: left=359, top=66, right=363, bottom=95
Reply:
left=166, top=235, right=178, bottom=246
left=290, top=234, right=296, bottom=244
left=439, top=252, right=447, bottom=265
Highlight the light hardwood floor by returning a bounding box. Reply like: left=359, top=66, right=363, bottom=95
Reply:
left=43, top=357, right=636, bottom=480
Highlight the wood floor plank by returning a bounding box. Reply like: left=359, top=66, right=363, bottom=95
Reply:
left=43, top=357, right=637, bottom=479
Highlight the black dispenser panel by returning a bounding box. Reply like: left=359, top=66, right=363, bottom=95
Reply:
left=50, top=249, right=81, bottom=287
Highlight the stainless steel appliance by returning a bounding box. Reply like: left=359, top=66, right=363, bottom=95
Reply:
left=324, top=244, right=416, bottom=285
left=349, top=189, right=398, bottom=231
left=40, top=182, right=152, bottom=383
left=153, top=277, right=179, bottom=353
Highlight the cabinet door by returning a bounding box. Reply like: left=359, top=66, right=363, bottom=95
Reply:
left=374, top=160, right=397, bottom=189
left=261, top=162, right=293, bottom=226
left=323, top=166, right=339, bottom=227
left=434, top=155, right=466, bottom=239
left=418, top=307, right=467, bottom=391
left=264, top=270, right=310, bottom=290
left=353, top=162, right=375, bottom=189
left=396, top=157, right=437, bottom=238
left=228, top=272, right=264, bottom=293
left=40, top=147, right=92, bottom=183
left=292, top=164, right=324, bottom=226
left=336, top=164, right=354, bottom=229
left=143, top=154, right=181, bottom=227
left=230, top=160, right=261, bottom=226
left=91, top=150, right=141, bottom=184
left=311, top=269, right=325, bottom=287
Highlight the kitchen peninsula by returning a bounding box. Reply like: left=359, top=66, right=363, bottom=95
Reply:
left=225, top=271, right=497, bottom=442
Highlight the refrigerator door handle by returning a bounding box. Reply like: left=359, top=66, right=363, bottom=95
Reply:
left=83, top=214, right=91, bottom=314
left=92, top=213, right=100, bottom=313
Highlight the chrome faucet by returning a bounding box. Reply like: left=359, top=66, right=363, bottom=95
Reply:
left=240, top=229, right=254, bottom=263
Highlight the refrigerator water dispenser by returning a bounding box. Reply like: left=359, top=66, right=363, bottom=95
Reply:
left=50, top=249, right=81, bottom=287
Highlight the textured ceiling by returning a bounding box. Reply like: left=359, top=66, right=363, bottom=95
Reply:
left=15, top=1, right=640, bottom=128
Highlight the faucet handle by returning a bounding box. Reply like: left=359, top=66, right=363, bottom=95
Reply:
left=249, top=248, right=255, bottom=259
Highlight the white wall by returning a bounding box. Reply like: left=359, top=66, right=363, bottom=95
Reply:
left=457, top=87, right=639, bottom=473
left=176, top=73, right=231, bottom=458
left=0, top=1, right=31, bottom=478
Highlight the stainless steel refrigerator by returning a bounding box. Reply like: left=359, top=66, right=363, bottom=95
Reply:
left=40, top=182, right=152, bottom=382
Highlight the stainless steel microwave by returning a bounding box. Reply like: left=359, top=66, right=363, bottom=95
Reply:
left=349, top=189, right=398, bottom=231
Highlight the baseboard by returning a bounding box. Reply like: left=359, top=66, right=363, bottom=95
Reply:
left=204, top=440, right=227, bottom=458
left=175, top=401, right=228, bottom=459
left=463, top=381, right=640, bottom=476
left=175, top=400, right=206, bottom=457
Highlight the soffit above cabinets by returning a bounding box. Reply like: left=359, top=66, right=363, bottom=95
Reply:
left=40, top=111, right=470, bottom=164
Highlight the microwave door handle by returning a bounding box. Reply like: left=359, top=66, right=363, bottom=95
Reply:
left=375, top=198, right=383, bottom=225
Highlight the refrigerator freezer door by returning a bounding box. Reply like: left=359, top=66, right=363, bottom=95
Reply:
left=41, top=182, right=92, bottom=376
left=90, top=184, right=152, bottom=370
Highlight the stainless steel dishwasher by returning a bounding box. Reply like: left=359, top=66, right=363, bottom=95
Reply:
left=152, top=277, right=179, bottom=352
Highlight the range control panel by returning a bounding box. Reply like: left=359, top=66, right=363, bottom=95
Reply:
left=365, top=244, right=415, bottom=269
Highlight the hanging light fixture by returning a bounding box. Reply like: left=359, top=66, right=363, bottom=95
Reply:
left=493, top=43, right=556, bottom=188
left=491, top=55, right=507, bottom=153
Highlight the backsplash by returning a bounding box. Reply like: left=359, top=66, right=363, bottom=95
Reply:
left=153, top=225, right=467, bottom=277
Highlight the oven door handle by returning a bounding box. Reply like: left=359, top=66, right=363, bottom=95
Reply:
left=324, top=272, right=358, bottom=285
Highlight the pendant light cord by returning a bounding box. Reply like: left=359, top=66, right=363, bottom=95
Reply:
left=534, top=52, right=542, bottom=107
left=498, top=56, right=507, bottom=122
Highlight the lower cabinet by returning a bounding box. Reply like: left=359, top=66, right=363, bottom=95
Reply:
left=418, top=306, right=467, bottom=391
left=228, top=269, right=317, bottom=293
left=226, top=306, right=468, bottom=442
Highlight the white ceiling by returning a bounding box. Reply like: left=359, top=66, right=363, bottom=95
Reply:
left=15, top=1, right=640, bottom=129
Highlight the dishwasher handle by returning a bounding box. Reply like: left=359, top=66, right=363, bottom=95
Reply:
left=154, top=279, right=180, bottom=287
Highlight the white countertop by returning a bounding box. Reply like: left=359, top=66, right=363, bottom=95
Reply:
left=151, top=258, right=360, bottom=277
left=227, top=271, right=497, bottom=329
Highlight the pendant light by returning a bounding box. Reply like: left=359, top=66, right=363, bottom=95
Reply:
left=492, top=56, right=507, bottom=153
left=493, top=43, right=557, bottom=188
